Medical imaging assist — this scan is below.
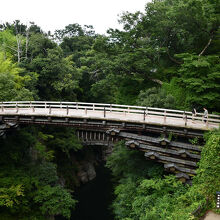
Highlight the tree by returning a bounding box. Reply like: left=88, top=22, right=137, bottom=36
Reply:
left=34, top=185, right=76, bottom=219
left=164, top=53, right=220, bottom=111
left=29, top=47, right=81, bottom=100
left=137, top=87, right=175, bottom=109
left=0, top=52, right=34, bottom=101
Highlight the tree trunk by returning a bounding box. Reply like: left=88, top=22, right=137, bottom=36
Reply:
left=199, top=37, right=212, bottom=56
left=25, top=27, right=30, bottom=59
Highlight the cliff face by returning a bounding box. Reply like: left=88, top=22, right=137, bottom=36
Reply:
left=61, top=145, right=113, bottom=187
left=75, top=145, right=113, bottom=184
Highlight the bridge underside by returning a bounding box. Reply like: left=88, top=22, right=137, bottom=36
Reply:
left=0, top=115, right=204, bottom=183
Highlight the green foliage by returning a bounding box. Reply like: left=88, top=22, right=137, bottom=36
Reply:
left=107, top=130, right=220, bottom=220
left=0, top=127, right=79, bottom=219
left=34, top=185, right=76, bottom=219
left=165, top=54, right=220, bottom=111
left=0, top=29, right=17, bottom=58
left=163, top=79, right=188, bottom=110
left=0, top=185, right=24, bottom=208
left=194, top=130, right=220, bottom=203
left=30, top=47, right=82, bottom=100
left=0, top=52, right=34, bottom=101
left=42, top=127, right=82, bottom=158
left=137, top=87, right=176, bottom=109
left=1, top=0, right=220, bottom=218
left=106, top=142, right=163, bottom=180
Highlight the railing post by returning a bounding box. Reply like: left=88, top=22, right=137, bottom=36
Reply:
left=16, top=103, right=18, bottom=113
left=185, top=114, right=187, bottom=126
left=49, top=105, right=51, bottom=114
left=143, top=110, right=146, bottom=121
left=76, top=102, right=78, bottom=110
left=30, top=101, right=34, bottom=112
left=45, top=103, right=47, bottom=109
left=164, top=110, right=166, bottom=123
left=110, top=104, right=112, bottom=112
left=32, top=105, right=35, bottom=113
left=183, top=111, right=187, bottom=126
left=93, top=104, right=95, bottom=111
left=85, top=108, right=87, bottom=115
left=1, top=102, right=3, bottom=112
left=66, top=105, right=69, bottom=115
left=104, top=107, right=106, bottom=118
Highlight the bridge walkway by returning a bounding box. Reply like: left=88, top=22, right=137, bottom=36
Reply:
left=0, top=101, right=219, bottom=131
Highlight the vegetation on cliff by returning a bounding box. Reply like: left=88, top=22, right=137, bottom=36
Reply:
left=106, top=130, right=220, bottom=219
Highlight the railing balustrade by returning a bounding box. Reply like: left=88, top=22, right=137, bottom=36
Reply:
left=0, top=101, right=220, bottom=126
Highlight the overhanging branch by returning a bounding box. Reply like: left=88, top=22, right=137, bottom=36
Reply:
left=167, top=50, right=182, bottom=65
left=198, top=37, right=213, bottom=56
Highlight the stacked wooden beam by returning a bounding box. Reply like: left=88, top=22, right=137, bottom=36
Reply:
left=107, top=129, right=201, bottom=183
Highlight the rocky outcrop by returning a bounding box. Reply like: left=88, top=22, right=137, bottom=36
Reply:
left=77, top=161, right=96, bottom=184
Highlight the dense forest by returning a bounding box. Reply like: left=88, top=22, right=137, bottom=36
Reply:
left=0, top=0, right=219, bottom=219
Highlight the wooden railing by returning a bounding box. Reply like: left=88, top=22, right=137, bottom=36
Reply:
left=0, top=101, right=220, bottom=126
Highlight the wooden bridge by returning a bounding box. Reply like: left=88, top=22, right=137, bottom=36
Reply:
left=0, top=101, right=219, bottom=183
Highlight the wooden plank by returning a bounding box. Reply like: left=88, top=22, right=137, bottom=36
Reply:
left=139, top=144, right=200, bottom=159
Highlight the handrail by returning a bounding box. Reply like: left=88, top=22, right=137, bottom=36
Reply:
left=0, top=101, right=220, bottom=126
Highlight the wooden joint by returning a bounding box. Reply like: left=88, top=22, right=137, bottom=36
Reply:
left=122, top=122, right=126, bottom=128
left=181, top=153, right=187, bottom=158
left=170, top=167, right=175, bottom=172
left=179, top=177, right=186, bottom=183
left=150, top=155, right=155, bottom=160
left=130, top=143, right=136, bottom=148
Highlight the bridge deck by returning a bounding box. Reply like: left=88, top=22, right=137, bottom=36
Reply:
left=0, top=107, right=218, bottom=131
